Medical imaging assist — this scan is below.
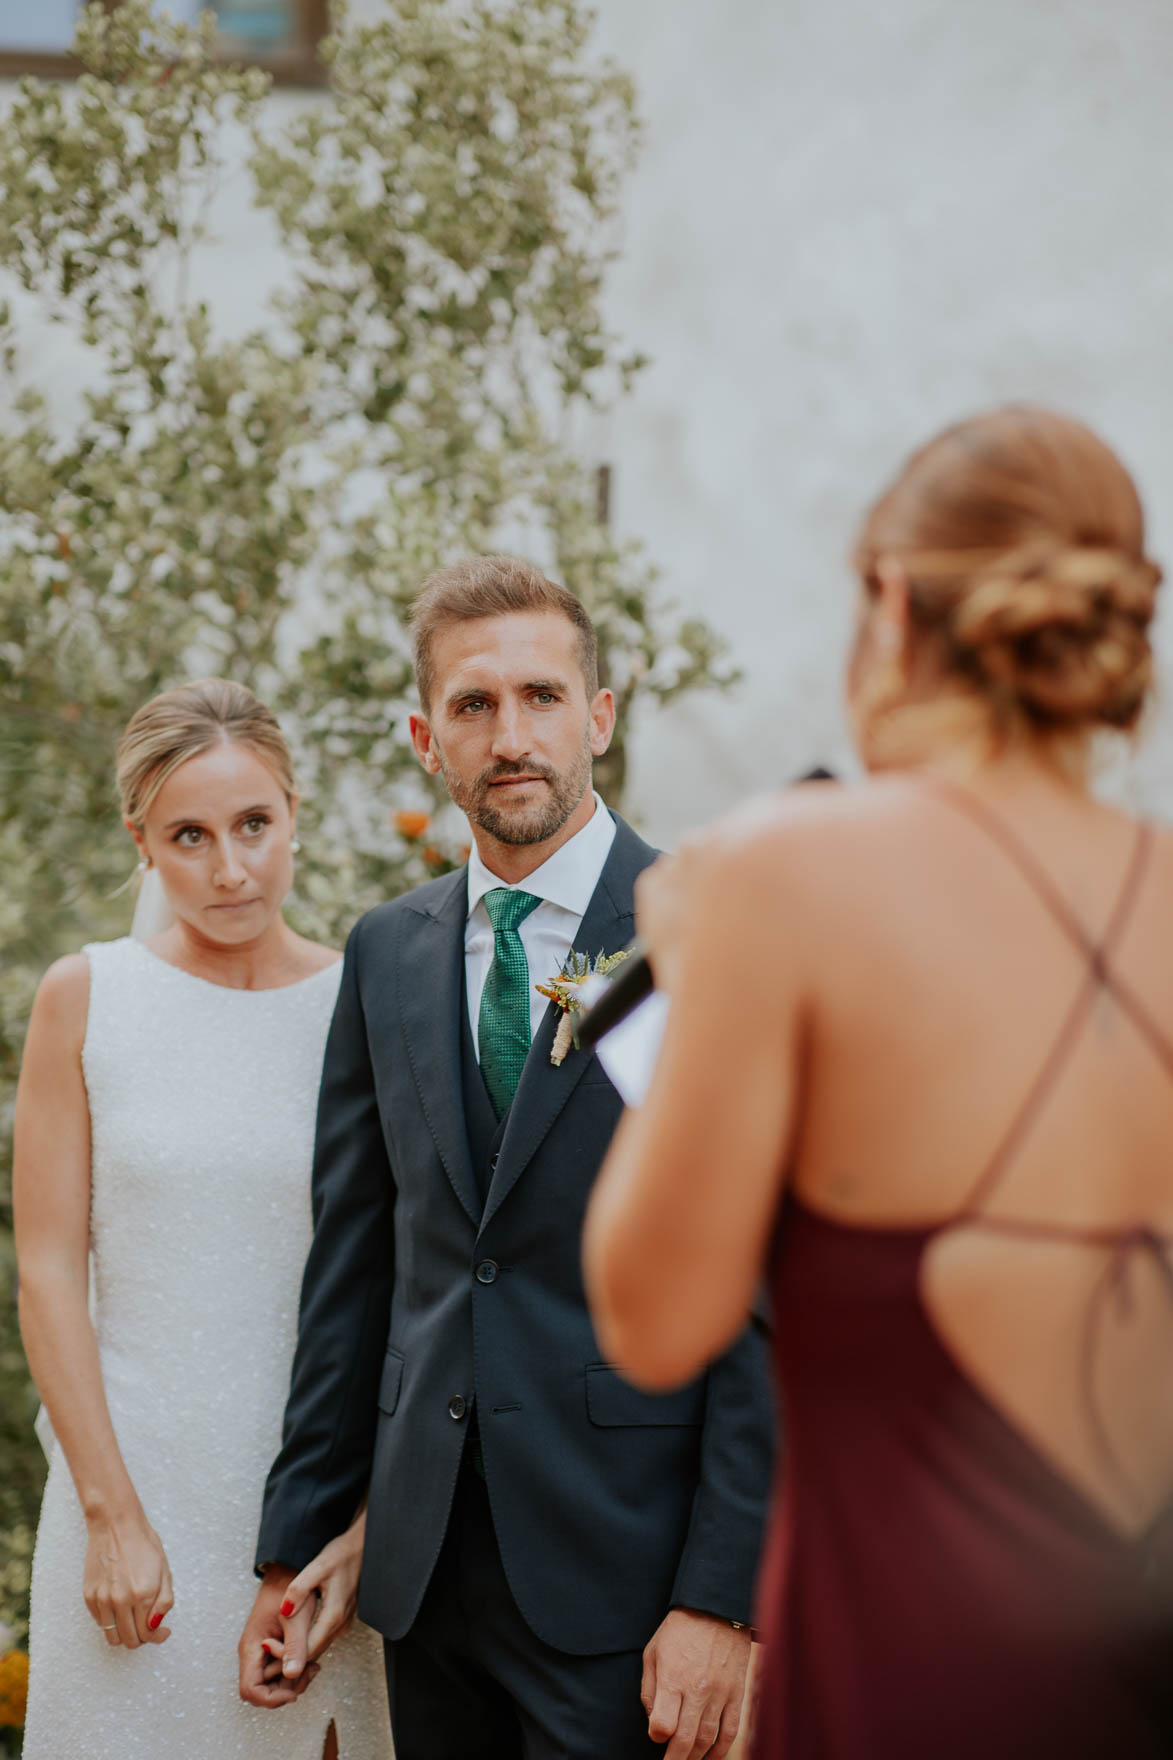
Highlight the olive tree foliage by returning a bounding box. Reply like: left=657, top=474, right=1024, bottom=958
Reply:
left=0, top=0, right=737, bottom=1070
left=0, top=0, right=735, bottom=1625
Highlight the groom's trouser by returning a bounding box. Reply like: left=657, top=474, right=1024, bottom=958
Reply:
left=383, top=1450, right=667, bottom=1760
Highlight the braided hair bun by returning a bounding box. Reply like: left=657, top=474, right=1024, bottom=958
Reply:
left=950, top=541, right=1160, bottom=728
left=855, top=408, right=1162, bottom=735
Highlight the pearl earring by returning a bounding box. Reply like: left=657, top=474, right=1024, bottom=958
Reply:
left=137, top=859, right=148, bottom=873
left=290, top=839, right=302, bottom=854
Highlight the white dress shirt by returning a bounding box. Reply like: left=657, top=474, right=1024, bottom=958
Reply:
left=464, top=793, right=617, bottom=1059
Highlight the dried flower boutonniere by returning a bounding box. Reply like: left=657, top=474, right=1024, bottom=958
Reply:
left=536, top=948, right=633, bottom=1066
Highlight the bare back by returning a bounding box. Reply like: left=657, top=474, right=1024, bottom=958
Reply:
left=790, top=775, right=1173, bottom=1538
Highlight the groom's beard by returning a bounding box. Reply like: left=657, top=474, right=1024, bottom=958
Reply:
left=438, top=742, right=593, bottom=846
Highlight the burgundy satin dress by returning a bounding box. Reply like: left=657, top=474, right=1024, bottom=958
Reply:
left=751, top=790, right=1173, bottom=1758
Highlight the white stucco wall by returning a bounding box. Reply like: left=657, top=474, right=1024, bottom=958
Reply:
left=584, top=0, right=1173, bottom=839
left=6, top=0, right=1173, bottom=842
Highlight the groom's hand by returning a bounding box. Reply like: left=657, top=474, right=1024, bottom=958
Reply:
left=641, top=1607, right=752, bottom=1758
left=238, top=1565, right=321, bottom=1708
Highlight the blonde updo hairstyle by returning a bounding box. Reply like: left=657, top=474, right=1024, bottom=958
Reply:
left=117, top=678, right=296, bottom=837
left=853, top=407, right=1162, bottom=754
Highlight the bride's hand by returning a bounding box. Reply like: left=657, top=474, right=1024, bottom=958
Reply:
left=271, top=1510, right=366, bottom=1683
left=83, top=1507, right=173, bottom=1647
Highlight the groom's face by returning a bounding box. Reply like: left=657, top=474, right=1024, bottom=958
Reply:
left=410, top=610, right=615, bottom=847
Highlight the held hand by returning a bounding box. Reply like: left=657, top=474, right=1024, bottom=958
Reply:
left=238, top=1566, right=321, bottom=1708
left=641, top=1608, right=752, bottom=1759
left=83, top=1508, right=173, bottom=1649
left=272, top=1513, right=366, bottom=1683
left=634, top=844, right=709, bottom=998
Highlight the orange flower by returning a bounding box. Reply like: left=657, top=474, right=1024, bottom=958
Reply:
left=422, top=845, right=447, bottom=869
left=394, top=810, right=431, bottom=841
left=0, top=1649, right=29, bottom=1727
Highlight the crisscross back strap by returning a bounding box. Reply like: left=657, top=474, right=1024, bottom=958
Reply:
left=926, top=779, right=1160, bottom=1217
left=924, top=779, right=1173, bottom=1515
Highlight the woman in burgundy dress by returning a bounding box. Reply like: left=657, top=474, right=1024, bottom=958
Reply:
left=584, top=406, right=1173, bottom=1758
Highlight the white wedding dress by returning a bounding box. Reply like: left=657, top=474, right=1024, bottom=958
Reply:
left=23, top=937, right=393, bottom=1760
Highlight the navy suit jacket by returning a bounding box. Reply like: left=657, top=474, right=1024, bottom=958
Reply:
left=257, top=813, right=775, bottom=1654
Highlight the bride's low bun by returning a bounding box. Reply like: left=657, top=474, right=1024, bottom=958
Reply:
left=948, top=542, right=1161, bottom=730
left=855, top=406, right=1163, bottom=740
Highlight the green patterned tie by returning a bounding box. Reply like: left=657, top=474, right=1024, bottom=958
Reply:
left=479, top=888, right=542, bottom=1119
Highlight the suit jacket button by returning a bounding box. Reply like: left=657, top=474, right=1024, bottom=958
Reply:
left=475, top=1260, right=499, bottom=1285
left=488, top=1152, right=499, bottom=1171
left=448, top=1395, right=467, bottom=1420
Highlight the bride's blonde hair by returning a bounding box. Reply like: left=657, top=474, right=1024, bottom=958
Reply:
left=116, top=678, right=296, bottom=832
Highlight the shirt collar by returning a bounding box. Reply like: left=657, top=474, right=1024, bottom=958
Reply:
left=466, top=793, right=617, bottom=922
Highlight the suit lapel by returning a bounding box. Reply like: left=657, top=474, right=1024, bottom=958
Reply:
left=479, top=815, right=655, bottom=1232
left=396, top=868, right=482, bottom=1228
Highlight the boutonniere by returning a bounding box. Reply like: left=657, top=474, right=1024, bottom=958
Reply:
left=536, top=948, right=633, bottom=1066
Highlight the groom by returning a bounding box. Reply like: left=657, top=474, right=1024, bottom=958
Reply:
left=244, top=557, right=774, bottom=1757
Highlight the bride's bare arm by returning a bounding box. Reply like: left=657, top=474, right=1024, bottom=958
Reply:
left=14, top=956, right=173, bottom=1649
left=583, top=809, right=809, bottom=1390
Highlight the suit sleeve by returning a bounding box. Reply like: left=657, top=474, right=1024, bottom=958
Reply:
left=669, top=1315, right=777, bottom=1625
left=255, top=917, right=396, bottom=1573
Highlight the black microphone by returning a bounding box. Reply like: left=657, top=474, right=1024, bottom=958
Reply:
left=575, top=935, right=655, bottom=1052
left=576, top=766, right=837, bottom=1053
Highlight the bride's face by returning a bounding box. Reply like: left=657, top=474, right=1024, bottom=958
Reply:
left=132, top=740, right=298, bottom=947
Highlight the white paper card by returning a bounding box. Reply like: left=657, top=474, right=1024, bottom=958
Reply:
left=593, top=991, right=670, bottom=1107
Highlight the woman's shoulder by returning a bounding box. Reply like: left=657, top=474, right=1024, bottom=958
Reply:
left=1142, top=814, right=1173, bottom=859
left=688, top=776, right=923, bottom=876
left=37, top=950, right=91, bottom=1002
left=77, top=934, right=137, bottom=962
left=666, top=780, right=954, bottom=967
left=29, top=950, right=93, bottom=1049
left=36, top=935, right=149, bottom=1020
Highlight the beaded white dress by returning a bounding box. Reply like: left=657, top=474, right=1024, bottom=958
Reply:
left=23, top=937, right=393, bottom=1760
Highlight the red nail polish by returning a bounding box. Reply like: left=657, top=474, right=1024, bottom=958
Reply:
left=280, top=1599, right=295, bottom=1618
left=148, top=1613, right=162, bottom=1631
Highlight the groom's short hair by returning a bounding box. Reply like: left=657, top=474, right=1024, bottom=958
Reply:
left=411, top=555, right=600, bottom=712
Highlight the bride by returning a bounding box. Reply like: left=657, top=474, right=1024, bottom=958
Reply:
left=13, top=679, right=393, bottom=1759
